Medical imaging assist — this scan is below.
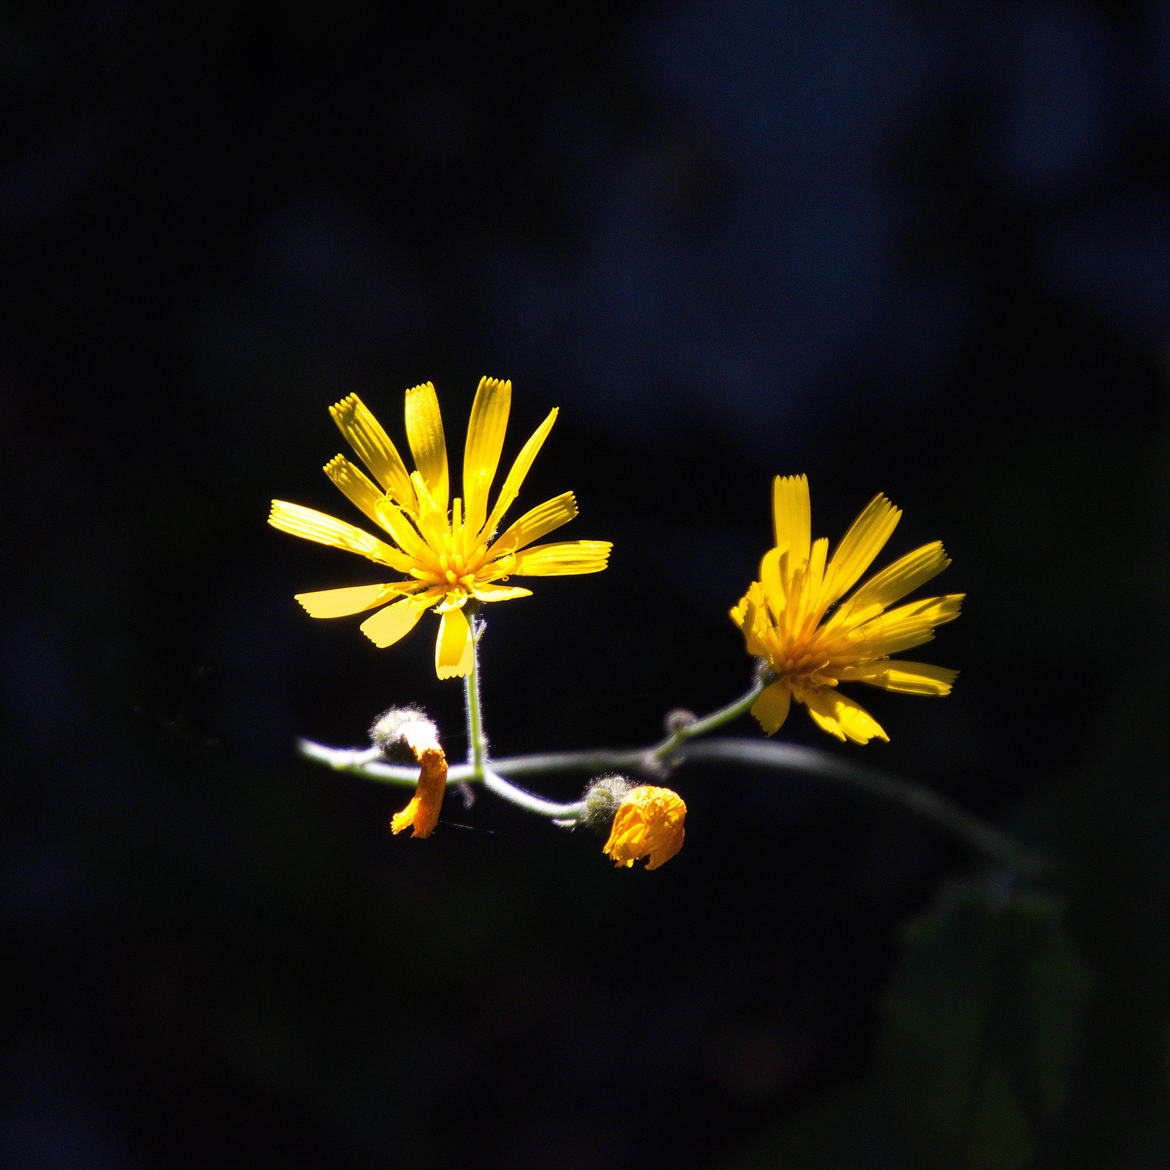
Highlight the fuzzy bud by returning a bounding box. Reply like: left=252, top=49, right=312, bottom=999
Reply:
left=580, top=774, right=636, bottom=832
left=370, top=707, right=440, bottom=761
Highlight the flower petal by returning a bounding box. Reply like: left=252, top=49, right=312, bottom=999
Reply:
left=296, top=581, right=418, bottom=618
left=730, top=582, right=770, bottom=657
left=373, top=496, right=430, bottom=562
left=323, top=454, right=384, bottom=526
left=463, top=376, right=512, bottom=535
left=805, top=537, right=828, bottom=612
left=490, top=491, right=578, bottom=555
left=602, top=786, right=687, bottom=870
left=820, top=492, right=901, bottom=609
left=802, top=687, right=888, bottom=744
left=472, top=583, right=533, bottom=602
left=850, top=593, right=965, bottom=658
left=759, top=546, right=790, bottom=625
left=829, top=541, right=952, bottom=630
left=268, top=500, right=412, bottom=569
left=404, top=470, right=454, bottom=551
left=359, top=594, right=431, bottom=647
left=404, top=382, right=449, bottom=513
left=772, top=475, right=810, bottom=568
left=506, top=540, right=612, bottom=576
left=751, top=680, right=792, bottom=735
left=390, top=745, right=448, bottom=839
left=838, top=659, right=959, bottom=696
left=329, top=394, right=416, bottom=507
left=435, top=605, right=474, bottom=678
left=728, top=584, right=754, bottom=630
left=479, top=406, right=559, bottom=539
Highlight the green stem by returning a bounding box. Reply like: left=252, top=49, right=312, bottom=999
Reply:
left=296, top=675, right=1046, bottom=872
left=460, top=610, right=587, bottom=820
left=464, top=609, right=488, bottom=781
left=678, top=738, right=1048, bottom=875
left=482, top=769, right=586, bottom=819
left=648, top=677, right=766, bottom=763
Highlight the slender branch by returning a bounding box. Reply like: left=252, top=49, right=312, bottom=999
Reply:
left=481, top=769, right=586, bottom=819
left=648, top=677, right=766, bottom=762
left=479, top=747, right=647, bottom=778
left=677, top=738, right=1048, bottom=874
left=297, top=738, right=416, bottom=779
left=296, top=675, right=1046, bottom=872
left=297, top=739, right=639, bottom=787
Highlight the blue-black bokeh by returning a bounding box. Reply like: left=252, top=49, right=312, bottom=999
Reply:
left=4, top=3, right=1168, bottom=1167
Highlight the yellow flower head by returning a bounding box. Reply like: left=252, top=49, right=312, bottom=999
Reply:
left=731, top=475, right=963, bottom=744
left=602, top=785, right=687, bottom=870
left=269, top=378, right=612, bottom=678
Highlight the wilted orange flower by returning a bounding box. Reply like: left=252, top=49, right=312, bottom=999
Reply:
left=269, top=378, right=611, bottom=678
left=383, top=713, right=448, bottom=839
left=603, top=785, right=687, bottom=870
left=731, top=475, right=963, bottom=744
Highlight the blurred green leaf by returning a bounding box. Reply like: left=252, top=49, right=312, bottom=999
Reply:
left=879, top=877, right=1093, bottom=1170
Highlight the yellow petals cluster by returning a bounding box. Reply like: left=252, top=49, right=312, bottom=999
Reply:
left=269, top=378, right=611, bottom=678
left=602, top=786, right=687, bottom=870
left=732, top=475, right=963, bottom=744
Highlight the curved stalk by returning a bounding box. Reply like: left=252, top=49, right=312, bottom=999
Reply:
left=481, top=769, right=587, bottom=819
left=296, top=677, right=1047, bottom=872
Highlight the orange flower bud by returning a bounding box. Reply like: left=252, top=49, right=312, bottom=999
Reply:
left=602, top=785, right=687, bottom=870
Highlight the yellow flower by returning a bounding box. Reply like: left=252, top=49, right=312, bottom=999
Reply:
left=731, top=475, right=963, bottom=744
left=269, top=378, right=612, bottom=678
left=602, top=786, right=687, bottom=870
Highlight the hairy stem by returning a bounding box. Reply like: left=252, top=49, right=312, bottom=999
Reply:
left=296, top=676, right=1046, bottom=872
left=463, top=608, right=488, bottom=780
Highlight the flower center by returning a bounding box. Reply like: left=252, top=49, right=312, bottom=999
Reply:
left=409, top=538, right=483, bottom=594
left=438, top=550, right=476, bottom=588
left=766, top=631, right=836, bottom=689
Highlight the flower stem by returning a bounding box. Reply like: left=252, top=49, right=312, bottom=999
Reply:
left=296, top=676, right=1046, bottom=873
left=678, top=738, right=1048, bottom=874
left=459, top=611, right=588, bottom=821
left=648, top=677, right=766, bottom=763
left=463, top=609, right=488, bottom=781
left=482, top=769, right=586, bottom=819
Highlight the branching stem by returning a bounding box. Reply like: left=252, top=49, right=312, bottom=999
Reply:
left=296, top=674, right=1045, bottom=874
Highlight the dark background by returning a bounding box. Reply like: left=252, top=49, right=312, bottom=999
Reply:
left=5, top=3, right=1169, bottom=1167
